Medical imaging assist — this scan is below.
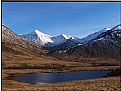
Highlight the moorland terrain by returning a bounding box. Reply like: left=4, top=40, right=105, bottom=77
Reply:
left=2, top=24, right=121, bottom=91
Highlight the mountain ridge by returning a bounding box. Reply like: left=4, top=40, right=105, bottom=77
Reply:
left=49, top=24, right=121, bottom=62
left=21, top=27, right=111, bottom=47
left=2, top=24, right=120, bottom=68
left=21, top=30, right=73, bottom=46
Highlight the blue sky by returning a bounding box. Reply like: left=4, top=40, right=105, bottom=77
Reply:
left=2, top=2, right=120, bottom=38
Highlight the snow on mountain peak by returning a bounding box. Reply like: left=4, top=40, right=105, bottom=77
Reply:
left=33, top=29, right=51, bottom=37
left=115, top=24, right=121, bottom=30
left=22, top=29, right=53, bottom=44
left=21, top=30, right=73, bottom=46
left=21, top=27, right=110, bottom=46
left=104, top=28, right=110, bottom=31
left=73, top=27, right=111, bottom=43
left=34, top=29, right=41, bottom=33
left=111, top=24, right=121, bottom=31
left=118, top=26, right=121, bottom=29
left=61, top=34, right=72, bottom=39
left=21, top=24, right=120, bottom=47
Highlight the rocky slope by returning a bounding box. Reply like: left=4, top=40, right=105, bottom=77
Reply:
left=49, top=24, right=121, bottom=64
left=2, top=25, right=45, bottom=56
left=2, top=24, right=120, bottom=67
left=2, top=25, right=84, bottom=70
left=67, top=24, right=121, bottom=59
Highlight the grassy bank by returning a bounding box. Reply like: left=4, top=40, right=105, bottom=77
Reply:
left=2, top=66, right=120, bottom=91
left=2, top=51, right=120, bottom=91
left=2, top=73, right=120, bottom=91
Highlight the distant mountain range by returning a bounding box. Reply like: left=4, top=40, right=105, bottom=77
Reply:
left=48, top=24, right=121, bottom=61
left=2, top=24, right=121, bottom=63
left=21, top=27, right=111, bottom=47
left=21, top=30, right=72, bottom=47
left=66, top=24, right=121, bottom=58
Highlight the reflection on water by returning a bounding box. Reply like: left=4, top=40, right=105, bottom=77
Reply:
left=15, top=70, right=110, bottom=84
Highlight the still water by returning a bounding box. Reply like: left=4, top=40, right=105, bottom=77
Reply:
left=15, top=70, right=110, bottom=84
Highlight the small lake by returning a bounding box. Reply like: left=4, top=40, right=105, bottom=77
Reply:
left=15, top=70, right=110, bottom=84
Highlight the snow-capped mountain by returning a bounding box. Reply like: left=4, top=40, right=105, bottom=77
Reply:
left=60, top=28, right=110, bottom=45
left=50, top=24, right=121, bottom=61
left=22, top=30, right=53, bottom=45
left=46, top=27, right=111, bottom=52
left=21, top=30, right=73, bottom=46
left=21, top=27, right=110, bottom=47
left=45, top=34, right=73, bottom=47
left=93, top=24, right=121, bottom=44
left=75, top=28, right=110, bottom=43
left=21, top=24, right=120, bottom=49
left=3, top=24, right=121, bottom=63
left=68, top=24, right=121, bottom=57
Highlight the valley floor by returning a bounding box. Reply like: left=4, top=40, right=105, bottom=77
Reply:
left=2, top=48, right=120, bottom=91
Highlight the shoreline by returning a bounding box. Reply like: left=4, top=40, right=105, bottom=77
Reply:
left=4, top=65, right=119, bottom=74
left=3, top=66, right=118, bottom=83
left=2, top=66, right=120, bottom=91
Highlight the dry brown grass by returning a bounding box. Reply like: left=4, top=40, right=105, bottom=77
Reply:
left=2, top=52, right=120, bottom=91
left=2, top=44, right=120, bottom=91
left=2, top=70, right=120, bottom=91
left=2, top=25, right=120, bottom=91
left=2, top=45, right=120, bottom=91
